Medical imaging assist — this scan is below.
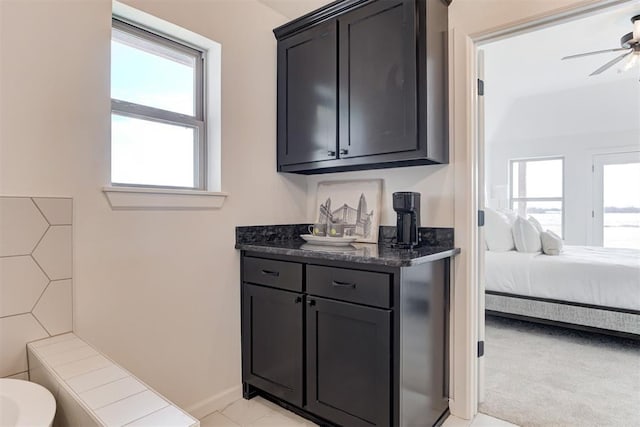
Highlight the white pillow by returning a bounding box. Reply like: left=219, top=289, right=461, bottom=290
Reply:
left=528, top=216, right=543, bottom=233
left=499, top=209, right=518, bottom=224
left=541, top=230, right=563, bottom=255
left=512, top=217, right=541, bottom=253
left=484, top=208, right=515, bottom=251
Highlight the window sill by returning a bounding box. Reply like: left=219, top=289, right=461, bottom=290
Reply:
left=103, top=186, right=228, bottom=210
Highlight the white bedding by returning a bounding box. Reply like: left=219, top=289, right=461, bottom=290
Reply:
left=485, top=246, right=640, bottom=311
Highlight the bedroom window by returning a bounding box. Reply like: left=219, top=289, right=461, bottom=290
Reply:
left=510, top=157, right=564, bottom=237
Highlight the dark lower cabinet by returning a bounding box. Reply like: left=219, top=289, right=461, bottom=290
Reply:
left=241, top=283, right=303, bottom=406
left=306, top=297, right=391, bottom=427
left=240, top=254, right=451, bottom=427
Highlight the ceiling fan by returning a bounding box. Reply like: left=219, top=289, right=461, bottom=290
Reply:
left=562, top=14, right=640, bottom=76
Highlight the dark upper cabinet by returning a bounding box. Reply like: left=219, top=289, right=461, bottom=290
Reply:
left=306, top=297, right=391, bottom=426
left=277, top=22, right=338, bottom=166
left=274, top=0, right=449, bottom=174
left=241, top=283, right=303, bottom=406
left=339, top=0, right=417, bottom=159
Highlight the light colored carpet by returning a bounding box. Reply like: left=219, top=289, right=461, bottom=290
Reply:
left=479, top=316, right=640, bottom=427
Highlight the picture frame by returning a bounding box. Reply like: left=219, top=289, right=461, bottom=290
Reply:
left=314, top=179, right=382, bottom=243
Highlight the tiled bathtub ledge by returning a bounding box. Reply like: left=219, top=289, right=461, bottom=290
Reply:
left=27, top=333, right=199, bottom=427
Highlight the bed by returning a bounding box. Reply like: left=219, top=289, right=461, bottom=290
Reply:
left=485, top=245, right=640, bottom=337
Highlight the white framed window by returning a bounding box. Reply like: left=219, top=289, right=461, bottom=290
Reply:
left=111, top=18, right=206, bottom=189
left=105, top=2, right=224, bottom=210
left=509, top=157, right=564, bottom=237
left=592, top=151, right=640, bottom=249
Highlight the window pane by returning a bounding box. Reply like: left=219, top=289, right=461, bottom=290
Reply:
left=511, top=162, right=520, bottom=198
left=524, top=159, right=562, bottom=198
left=111, top=28, right=196, bottom=115
left=512, top=159, right=562, bottom=199
left=603, top=162, right=640, bottom=249
left=511, top=200, right=563, bottom=237
left=111, top=114, right=195, bottom=187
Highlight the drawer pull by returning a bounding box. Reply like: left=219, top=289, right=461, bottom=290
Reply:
left=332, top=280, right=356, bottom=289
left=261, top=269, right=280, bottom=277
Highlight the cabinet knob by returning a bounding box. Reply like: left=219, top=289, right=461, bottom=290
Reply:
left=339, top=149, right=349, bottom=155
left=327, top=150, right=336, bottom=157
left=308, top=299, right=316, bottom=306
left=294, top=296, right=302, bottom=304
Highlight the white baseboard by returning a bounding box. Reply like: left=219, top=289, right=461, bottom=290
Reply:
left=186, top=385, right=242, bottom=419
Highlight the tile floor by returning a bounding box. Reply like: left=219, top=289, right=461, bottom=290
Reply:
left=443, top=412, right=518, bottom=427
left=199, top=397, right=519, bottom=427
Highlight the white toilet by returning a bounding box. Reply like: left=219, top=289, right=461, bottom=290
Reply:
left=0, top=379, right=56, bottom=427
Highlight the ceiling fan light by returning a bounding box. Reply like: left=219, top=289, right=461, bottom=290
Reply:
left=620, top=52, right=639, bottom=72
left=634, top=18, right=640, bottom=40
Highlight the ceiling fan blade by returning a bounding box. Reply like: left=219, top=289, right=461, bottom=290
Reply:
left=590, top=51, right=633, bottom=76
left=562, top=48, right=629, bottom=60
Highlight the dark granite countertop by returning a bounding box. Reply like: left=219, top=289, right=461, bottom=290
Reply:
left=235, top=225, right=460, bottom=267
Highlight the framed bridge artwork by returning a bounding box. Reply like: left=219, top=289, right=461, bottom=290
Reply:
left=315, top=179, right=382, bottom=243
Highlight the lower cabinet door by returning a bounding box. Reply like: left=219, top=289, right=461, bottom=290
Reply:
left=306, top=297, right=391, bottom=426
left=242, top=283, right=303, bottom=406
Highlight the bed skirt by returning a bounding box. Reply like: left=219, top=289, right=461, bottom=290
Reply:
left=486, top=291, right=640, bottom=338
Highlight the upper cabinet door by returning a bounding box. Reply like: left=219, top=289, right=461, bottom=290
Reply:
left=338, top=0, right=417, bottom=159
left=277, top=22, right=338, bottom=167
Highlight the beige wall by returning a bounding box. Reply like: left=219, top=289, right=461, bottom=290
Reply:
left=0, top=0, right=303, bottom=416
left=0, top=0, right=615, bottom=420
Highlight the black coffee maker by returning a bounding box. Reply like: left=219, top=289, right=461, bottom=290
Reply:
left=393, top=192, right=420, bottom=248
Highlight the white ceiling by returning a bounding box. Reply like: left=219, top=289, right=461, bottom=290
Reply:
left=259, top=0, right=333, bottom=20
left=483, top=1, right=640, bottom=97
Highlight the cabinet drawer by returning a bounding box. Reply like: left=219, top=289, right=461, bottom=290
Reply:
left=306, top=265, right=391, bottom=308
left=243, top=257, right=302, bottom=292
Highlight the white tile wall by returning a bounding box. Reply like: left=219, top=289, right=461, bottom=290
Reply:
left=55, top=384, right=102, bottom=427
left=32, top=226, right=72, bottom=280
left=0, top=197, right=49, bottom=257
left=94, top=390, right=169, bottom=426
left=0, top=196, right=73, bottom=378
left=29, top=351, right=61, bottom=401
left=80, top=377, right=147, bottom=410
left=128, top=406, right=199, bottom=427
left=0, top=256, right=49, bottom=317
left=0, top=313, right=48, bottom=376
left=33, top=198, right=73, bottom=225
left=54, top=354, right=112, bottom=380
left=66, top=365, right=130, bottom=394
left=28, top=334, right=199, bottom=427
left=33, top=279, right=73, bottom=335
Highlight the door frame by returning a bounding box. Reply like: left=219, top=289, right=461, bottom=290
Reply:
left=454, top=0, right=635, bottom=420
